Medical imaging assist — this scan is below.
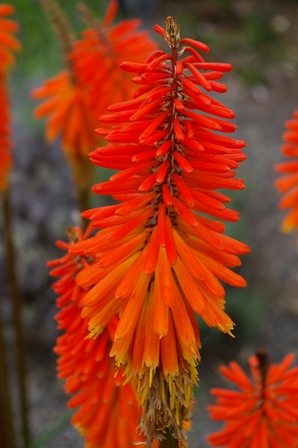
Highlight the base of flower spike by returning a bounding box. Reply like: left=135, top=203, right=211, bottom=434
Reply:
left=133, top=366, right=197, bottom=446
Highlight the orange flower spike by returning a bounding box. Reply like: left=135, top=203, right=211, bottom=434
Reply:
left=73, top=16, right=249, bottom=445
left=208, top=350, right=298, bottom=448
left=275, top=110, right=298, bottom=233
left=31, top=0, right=156, bottom=189
left=71, top=1, right=157, bottom=116
left=48, top=226, right=150, bottom=448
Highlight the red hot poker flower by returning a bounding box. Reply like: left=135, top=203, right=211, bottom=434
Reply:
left=48, top=226, right=150, bottom=448
left=0, top=4, right=20, bottom=191
left=71, top=0, right=157, bottom=118
left=208, top=350, right=298, bottom=448
left=71, top=17, right=249, bottom=444
left=275, top=110, right=298, bottom=233
left=31, top=0, right=156, bottom=191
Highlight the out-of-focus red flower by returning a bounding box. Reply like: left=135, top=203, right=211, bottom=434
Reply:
left=70, top=17, right=249, bottom=444
left=72, top=0, right=157, bottom=116
left=0, top=4, right=21, bottom=75
left=275, top=110, right=298, bottom=233
left=31, top=0, right=156, bottom=167
left=207, top=351, right=298, bottom=448
left=0, top=4, right=20, bottom=191
left=48, top=226, right=151, bottom=448
left=0, top=76, right=12, bottom=191
left=32, top=71, right=96, bottom=163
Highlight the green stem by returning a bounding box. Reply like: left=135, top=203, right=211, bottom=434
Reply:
left=78, top=183, right=89, bottom=230
left=0, top=306, right=16, bottom=448
left=72, top=157, right=93, bottom=229
left=160, top=430, right=179, bottom=448
left=2, top=187, right=30, bottom=448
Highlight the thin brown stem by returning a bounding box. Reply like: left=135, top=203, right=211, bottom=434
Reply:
left=0, top=306, right=16, bottom=448
left=71, top=156, right=93, bottom=228
left=2, top=187, right=30, bottom=448
left=159, top=430, right=179, bottom=448
left=256, top=349, right=270, bottom=388
left=40, top=0, right=76, bottom=79
left=78, top=184, right=89, bottom=230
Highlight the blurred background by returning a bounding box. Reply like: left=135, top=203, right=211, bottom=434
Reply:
left=1, top=0, right=298, bottom=446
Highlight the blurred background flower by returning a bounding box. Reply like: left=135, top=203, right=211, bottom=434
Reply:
left=208, top=351, right=298, bottom=447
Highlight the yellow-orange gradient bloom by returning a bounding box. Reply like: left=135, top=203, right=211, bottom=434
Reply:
left=0, top=4, right=20, bottom=191
left=70, top=17, right=249, bottom=445
left=31, top=0, right=156, bottom=163
left=48, top=226, right=151, bottom=448
left=208, top=351, right=298, bottom=448
left=275, top=110, right=298, bottom=233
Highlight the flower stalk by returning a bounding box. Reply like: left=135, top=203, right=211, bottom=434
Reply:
left=159, top=430, right=179, bottom=448
left=2, top=187, right=30, bottom=448
left=0, top=306, right=16, bottom=448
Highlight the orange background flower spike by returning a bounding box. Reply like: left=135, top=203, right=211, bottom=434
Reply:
left=31, top=0, right=156, bottom=195
left=275, top=110, right=298, bottom=234
left=207, top=351, right=298, bottom=448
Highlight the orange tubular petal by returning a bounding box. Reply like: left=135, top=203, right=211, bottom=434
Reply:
left=138, top=171, right=157, bottom=191
left=153, top=24, right=166, bottom=37
left=87, top=298, right=123, bottom=336
left=160, top=313, right=178, bottom=376
left=172, top=256, right=206, bottom=315
left=140, top=109, right=169, bottom=141
left=156, top=160, right=170, bottom=184
left=82, top=253, right=139, bottom=307
left=155, top=139, right=172, bottom=156
left=131, top=294, right=147, bottom=373
left=115, top=245, right=148, bottom=299
left=102, top=0, right=118, bottom=27
left=130, top=98, right=162, bottom=121
left=171, top=282, right=197, bottom=349
left=115, top=273, right=150, bottom=340
left=153, top=276, right=169, bottom=338
left=171, top=196, right=198, bottom=227
left=172, top=173, right=195, bottom=206
left=173, top=119, right=185, bottom=141
left=143, top=283, right=160, bottom=370
left=143, top=227, right=160, bottom=275
left=116, top=192, right=155, bottom=216
left=185, top=63, right=212, bottom=91
left=97, top=232, right=147, bottom=267
left=219, top=362, right=253, bottom=391
left=156, top=247, right=175, bottom=307
left=162, top=184, right=173, bottom=206
left=164, top=215, right=177, bottom=264
left=173, top=230, right=205, bottom=280
left=108, top=208, right=153, bottom=241
left=157, top=202, right=166, bottom=247
left=180, top=37, right=210, bottom=52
